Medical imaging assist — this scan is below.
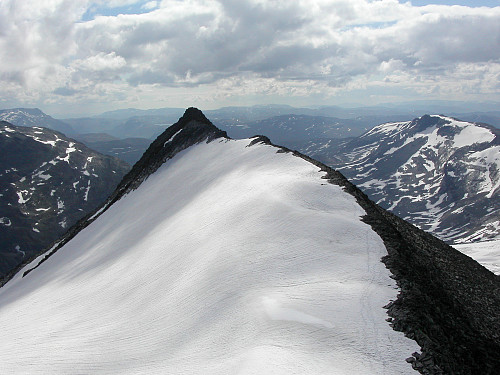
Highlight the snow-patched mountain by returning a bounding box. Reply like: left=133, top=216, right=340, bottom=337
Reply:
left=308, top=115, right=499, bottom=244
left=0, top=109, right=499, bottom=374
left=0, top=108, right=75, bottom=135
left=0, top=122, right=129, bottom=278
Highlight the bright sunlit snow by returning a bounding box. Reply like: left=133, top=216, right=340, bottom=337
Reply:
left=0, top=138, right=418, bottom=374
left=454, top=240, right=500, bottom=275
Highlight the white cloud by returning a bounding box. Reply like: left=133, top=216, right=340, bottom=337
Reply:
left=0, top=0, right=499, bottom=112
left=101, top=0, right=144, bottom=7
left=72, top=52, right=127, bottom=71
left=142, top=1, right=158, bottom=10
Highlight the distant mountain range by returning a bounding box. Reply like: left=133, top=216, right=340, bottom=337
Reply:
left=0, top=107, right=401, bottom=164
left=72, top=133, right=151, bottom=165
left=214, top=114, right=372, bottom=142
left=0, top=121, right=129, bottom=278
left=2, top=105, right=498, bottom=160
left=85, top=102, right=500, bottom=130
left=0, top=108, right=76, bottom=135
left=298, top=115, right=500, bottom=244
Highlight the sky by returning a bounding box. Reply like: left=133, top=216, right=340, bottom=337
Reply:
left=0, top=0, right=499, bottom=117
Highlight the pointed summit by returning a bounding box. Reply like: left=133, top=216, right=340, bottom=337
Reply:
left=180, top=106, right=212, bottom=124
left=110, top=107, right=228, bottom=198
left=157, top=106, right=226, bottom=148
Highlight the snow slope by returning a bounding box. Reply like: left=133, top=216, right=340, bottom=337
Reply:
left=0, top=137, right=418, bottom=374
left=454, top=240, right=500, bottom=275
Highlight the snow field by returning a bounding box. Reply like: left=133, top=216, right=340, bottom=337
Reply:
left=454, top=240, right=500, bottom=275
left=0, top=138, right=418, bottom=374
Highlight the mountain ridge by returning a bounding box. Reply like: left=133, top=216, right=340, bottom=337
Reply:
left=248, top=131, right=500, bottom=373
left=1, top=109, right=499, bottom=374
left=109, top=107, right=228, bottom=197
left=3, top=108, right=228, bottom=282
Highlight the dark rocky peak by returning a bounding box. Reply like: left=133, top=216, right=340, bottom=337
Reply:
left=107, top=107, right=228, bottom=201
left=411, top=114, right=450, bottom=132
left=179, top=106, right=213, bottom=124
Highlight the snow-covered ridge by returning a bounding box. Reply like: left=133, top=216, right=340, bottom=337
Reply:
left=0, top=135, right=419, bottom=374
left=361, top=120, right=413, bottom=138
left=352, top=115, right=495, bottom=161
